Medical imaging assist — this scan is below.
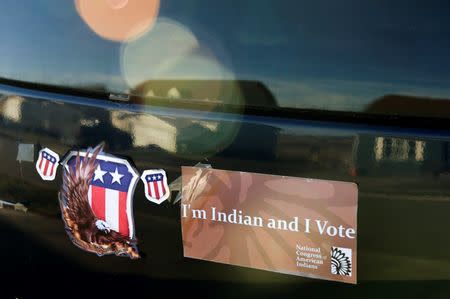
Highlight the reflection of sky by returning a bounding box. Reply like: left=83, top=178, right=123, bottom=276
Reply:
left=1, top=0, right=450, bottom=111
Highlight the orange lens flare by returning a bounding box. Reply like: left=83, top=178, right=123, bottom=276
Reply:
left=75, top=0, right=160, bottom=42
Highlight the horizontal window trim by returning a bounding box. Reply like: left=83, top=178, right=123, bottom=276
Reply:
left=0, top=77, right=449, bottom=132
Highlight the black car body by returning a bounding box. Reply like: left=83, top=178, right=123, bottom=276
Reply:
left=0, top=0, right=450, bottom=297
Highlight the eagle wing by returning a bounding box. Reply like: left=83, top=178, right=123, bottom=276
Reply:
left=60, top=144, right=102, bottom=227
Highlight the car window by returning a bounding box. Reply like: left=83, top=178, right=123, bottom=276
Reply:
left=1, top=0, right=450, bottom=117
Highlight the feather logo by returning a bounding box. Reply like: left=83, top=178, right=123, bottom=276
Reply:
left=59, top=144, right=140, bottom=259
left=331, top=247, right=352, bottom=276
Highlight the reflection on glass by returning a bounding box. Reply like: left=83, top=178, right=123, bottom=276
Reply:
left=120, top=17, right=239, bottom=111
left=121, top=17, right=234, bottom=90
left=2, top=1, right=450, bottom=115
left=75, top=0, right=160, bottom=42
left=121, top=18, right=199, bottom=87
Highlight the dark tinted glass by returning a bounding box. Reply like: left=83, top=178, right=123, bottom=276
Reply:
left=1, top=0, right=450, bottom=116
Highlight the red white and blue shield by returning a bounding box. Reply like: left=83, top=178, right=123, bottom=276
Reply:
left=63, top=150, right=139, bottom=238
left=36, top=148, right=60, bottom=181
left=141, top=169, right=170, bottom=204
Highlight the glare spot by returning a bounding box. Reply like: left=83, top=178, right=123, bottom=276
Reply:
left=121, top=18, right=241, bottom=111
left=107, top=0, right=128, bottom=9
left=121, top=18, right=200, bottom=87
left=75, top=0, right=160, bottom=42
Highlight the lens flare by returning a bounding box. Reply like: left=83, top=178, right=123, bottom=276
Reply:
left=118, top=18, right=243, bottom=158
left=121, top=18, right=237, bottom=103
left=107, top=0, right=129, bottom=9
left=121, top=18, right=200, bottom=87
left=75, top=0, right=160, bottom=42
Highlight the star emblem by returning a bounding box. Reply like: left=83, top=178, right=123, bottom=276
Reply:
left=93, top=165, right=107, bottom=183
left=110, top=167, right=124, bottom=185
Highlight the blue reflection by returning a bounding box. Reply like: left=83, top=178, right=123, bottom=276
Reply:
left=1, top=0, right=450, bottom=112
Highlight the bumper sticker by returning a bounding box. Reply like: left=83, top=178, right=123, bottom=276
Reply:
left=59, top=145, right=139, bottom=259
left=181, top=167, right=358, bottom=284
left=141, top=169, right=170, bottom=204
left=36, top=147, right=60, bottom=181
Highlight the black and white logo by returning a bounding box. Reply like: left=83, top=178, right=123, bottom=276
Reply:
left=331, top=247, right=352, bottom=276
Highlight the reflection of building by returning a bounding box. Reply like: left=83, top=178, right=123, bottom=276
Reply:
left=110, top=111, right=234, bottom=158
left=355, top=136, right=447, bottom=176
left=366, top=94, right=450, bottom=119
left=131, top=80, right=278, bottom=108
left=374, top=137, right=425, bottom=162
left=111, top=112, right=178, bottom=152
left=4, top=95, right=132, bottom=150
left=0, top=96, right=24, bottom=123
left=358, top=94, right=450, bottom=176
left=123, top=80, right=279, bottom=159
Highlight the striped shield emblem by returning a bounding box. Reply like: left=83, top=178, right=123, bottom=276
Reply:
left=141, top=169, right=170, bottom=204
left=36, top=148, right=60, bottom=181
left=63, top=151, right=139, bottom=238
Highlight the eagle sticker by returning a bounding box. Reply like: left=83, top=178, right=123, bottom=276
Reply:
left=36, top=147, right=60, bottom=181
left=59, top=145, right=139, bottom=259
